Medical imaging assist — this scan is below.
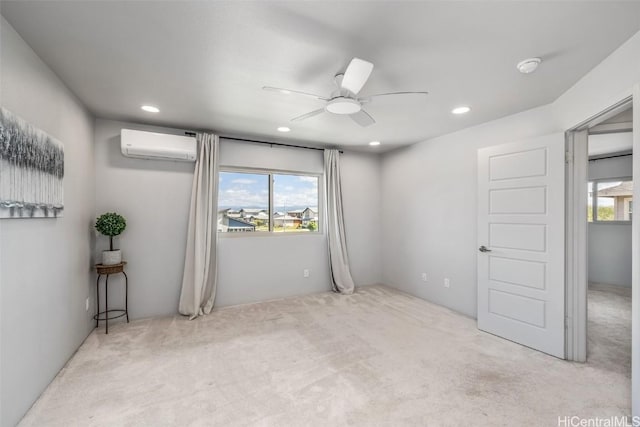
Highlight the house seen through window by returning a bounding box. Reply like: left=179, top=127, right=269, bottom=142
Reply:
left=218, top=170, right=319, bottom=233
left=587, top=179, right=633, bottom=222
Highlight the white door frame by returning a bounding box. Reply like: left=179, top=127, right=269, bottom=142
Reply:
left=632, top=85, right=639, bottom=419
left=565, top=128, right=589, bottom=362
left=565, top=93, right=637, bottom=416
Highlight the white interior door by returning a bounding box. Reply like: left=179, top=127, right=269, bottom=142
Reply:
left=477, top=134, right=565, bottom=358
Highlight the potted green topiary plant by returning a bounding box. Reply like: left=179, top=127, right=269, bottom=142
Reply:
left=95, top=212, right=127, bottom=265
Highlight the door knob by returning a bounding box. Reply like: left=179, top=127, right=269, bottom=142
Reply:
left=479, top=245, right=492, bottom=253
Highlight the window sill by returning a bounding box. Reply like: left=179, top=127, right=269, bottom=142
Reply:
left=588, top=221, right=632, bottom=225
left=218, top=231, right=323, bottom=238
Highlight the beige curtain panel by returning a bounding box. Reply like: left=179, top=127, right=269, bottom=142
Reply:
left=179, top=133, right=220, bottom=319
left=324, top=149, right=355, bottom=294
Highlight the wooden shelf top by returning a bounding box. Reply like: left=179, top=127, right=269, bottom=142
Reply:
left=95, top=262, right=127, bottom=274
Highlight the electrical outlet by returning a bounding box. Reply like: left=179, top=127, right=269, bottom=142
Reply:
left=444, top=278, right=450, bottom=288
left=303, top=269, right=310, bottom=278
left=85, top=297, right=90, bottom=311
left=421, top=273, right=427, bottom=282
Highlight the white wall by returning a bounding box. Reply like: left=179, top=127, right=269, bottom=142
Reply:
left=217, top=139, right=331, bottom=307
left=93, top=120, right=194, bottom=319
left=339, top=151, right=382, bottom=286
left=381, top=106, right=557, bottom=316
left=0, top=17, right=96, bottom=427
left=94, top=119, right=382, bottom=318
left=588, top=153, right=632, bottom=287
left=588, top=224, right=632, bottom=287
left=380, top=29, right=640, bottom=318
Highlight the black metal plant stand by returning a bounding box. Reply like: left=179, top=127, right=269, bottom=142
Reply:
left=94, top=262, right=129, bottom=334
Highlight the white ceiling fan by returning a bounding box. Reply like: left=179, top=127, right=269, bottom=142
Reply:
left=263, top=58, right=428, bottom=127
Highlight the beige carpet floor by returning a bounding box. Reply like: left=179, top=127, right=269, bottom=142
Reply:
left=587, top=283, right=632, bottom=377
left=19, top=285, right=631, bottom=426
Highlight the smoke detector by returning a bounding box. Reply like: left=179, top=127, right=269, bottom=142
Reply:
left=516, top=58, right=542, bottom=74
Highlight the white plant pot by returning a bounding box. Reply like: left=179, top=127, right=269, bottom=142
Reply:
left=102, top=250, right=122, bottom=266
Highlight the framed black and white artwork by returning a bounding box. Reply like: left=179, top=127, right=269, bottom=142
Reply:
left=0, top=107, right=64, bottom=218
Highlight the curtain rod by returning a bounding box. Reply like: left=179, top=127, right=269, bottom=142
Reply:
left=185, top=132, right=342, bottom=154
left=589, top=152, right=632, bottom=161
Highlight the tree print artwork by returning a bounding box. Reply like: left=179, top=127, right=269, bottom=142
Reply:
left=0, top=107, right=64, bottom=218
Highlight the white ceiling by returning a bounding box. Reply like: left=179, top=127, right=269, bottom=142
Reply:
left=2, top=1, right=640, bottom=151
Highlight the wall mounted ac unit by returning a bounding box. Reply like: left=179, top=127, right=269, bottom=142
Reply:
left=121, top=129, right=197, bottom=162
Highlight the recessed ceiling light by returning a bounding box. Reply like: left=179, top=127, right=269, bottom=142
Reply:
left=277, top=126, right=291, bottom=132
left=141, top=105, right=160, bottom=113
left=451, top=106, right=471, bottom=115
left=516, top=57, right=542, bottom=74
left=369, top=141, right=381, bottom=146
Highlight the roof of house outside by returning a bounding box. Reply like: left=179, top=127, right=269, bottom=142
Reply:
left=288, top=207, right=318, bottom=214
left=249, top=212, right=269, bottom=220
left=225, top=215, right=256, bottom=227
left=240, top=208, right=266, bottom=214
left=596, top=181, right=633, bottom=197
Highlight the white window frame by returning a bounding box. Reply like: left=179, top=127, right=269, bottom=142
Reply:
left=589, top=176, right=633, bottom=224
left=218, top=166, right=323, bottom=237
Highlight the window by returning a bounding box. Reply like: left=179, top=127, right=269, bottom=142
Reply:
left=588, top=179, right=633, bottom=222
left=218, top=169, right=319, bottom=234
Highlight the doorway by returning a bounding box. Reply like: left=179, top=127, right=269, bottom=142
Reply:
left=565, top=95, right=637, bottom=416
left=586, top=111, right=633, bottom=375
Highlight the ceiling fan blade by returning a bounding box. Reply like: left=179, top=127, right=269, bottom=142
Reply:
left=291, top=108, right=326, bottom=122
left=350, top=110, right=376, bottom=127
left=340, top=58, right=374, bottom=95
left=263, top=86, right=328, bottom=101
left=359, top=91, right=429, bottom=103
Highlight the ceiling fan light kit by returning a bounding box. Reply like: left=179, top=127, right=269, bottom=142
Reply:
left=325, top=97, right=361, bottom=115
left=263, top=57, right=428, bottom=128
